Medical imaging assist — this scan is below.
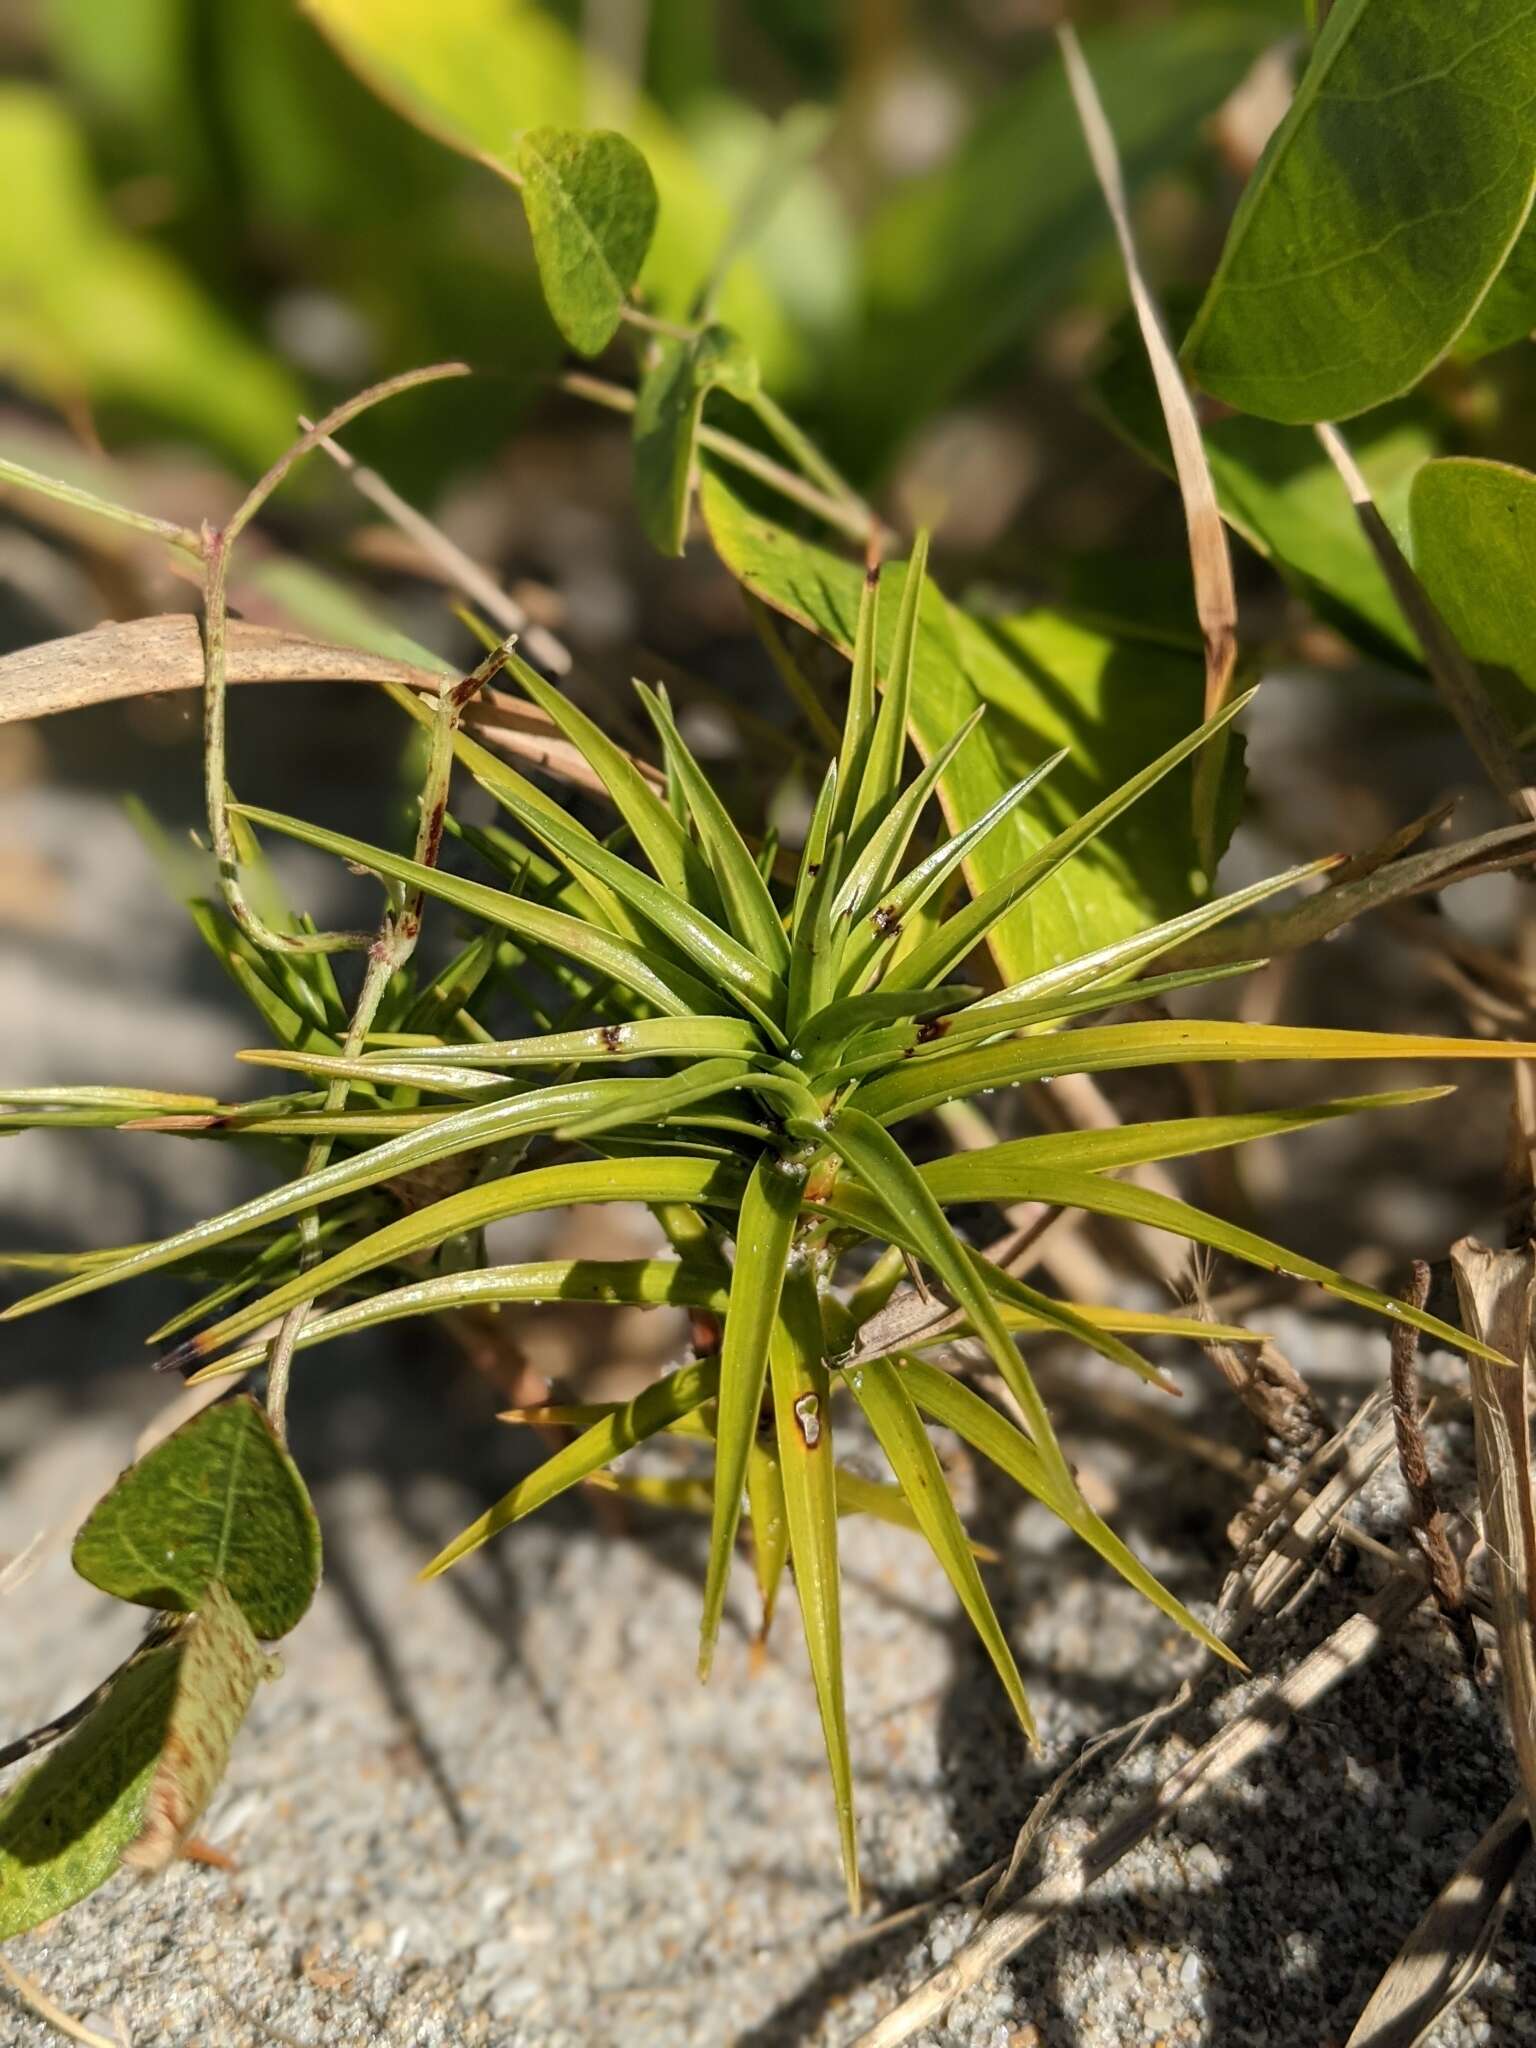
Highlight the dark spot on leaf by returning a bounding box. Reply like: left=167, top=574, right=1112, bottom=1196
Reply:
left=872, top=905, right=902, bottom=938
left=915, top=1017, right=950, bottom=1044
left=598, top=1024, right=627, bottom=1053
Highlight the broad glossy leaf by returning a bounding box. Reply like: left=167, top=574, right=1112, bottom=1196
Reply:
left=73, top=1396, right=321, bottom=1640
left=1459, top=215, right=1536, bottom=358
left=189, top=1257, right=732, bottom=1383
left=846, top=1358, right=1035, bottom=1740
left=0, top=1641, right=179, bottom=1938
left=898, top=1359, right=1237, bottom=1665
left=812, top=1107, right=1072, bottom=1491
left=1410, top=459, right=1536, bottom=695
left=1183, top=0, right=1536, bottom=422
left=635, top=324, right=759, bottom=555
left=167, top=1157, right=742, bottom=1364
left=421, top=1360, right=720, bottom=1576
left=854, top=1019, right=1536, bottom=1125
left=704, top=468, right=1244, bottom=982
left=230, top=800, right=722, bottom=1019
left=768, top=1263, right=857, bottom=1908
left=124, top=1582, right=274, bottom=1874
left=700, top=1155, right=802, bottom=1674
left=516, top=126, right=657, bottom=355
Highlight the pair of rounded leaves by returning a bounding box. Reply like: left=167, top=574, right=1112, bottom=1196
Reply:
left=0, top=1397, right=319, bottom=1937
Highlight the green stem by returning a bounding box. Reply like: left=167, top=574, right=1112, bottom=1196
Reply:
left=263, top=642, right=508, bottom=1436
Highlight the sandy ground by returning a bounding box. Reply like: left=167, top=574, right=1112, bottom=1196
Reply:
left=2, top=711, right=1534, bottom=2047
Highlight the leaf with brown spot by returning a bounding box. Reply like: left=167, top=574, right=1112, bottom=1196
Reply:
left=125, top=1581, right=276, bottom=1875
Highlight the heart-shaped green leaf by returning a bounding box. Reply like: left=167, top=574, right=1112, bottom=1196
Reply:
left=73, top=1396, right=321, bottom=1640
left=516, top=127, right=658, bottom=355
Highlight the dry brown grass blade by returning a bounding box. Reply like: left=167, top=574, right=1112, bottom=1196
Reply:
left=1344, top=1795, right=1532, bottom=2048
left=1168, top=822, right=1536, bottom=970
left=851, top=1569, right=1428, bottom=2048
left=0, top=1957, right=127, bottom=2047
left=1452, top=1237, right=1536, bottom=1816
left=1058, top=23, right=1238, bottom=872
left=1315, top=425, right=1536, bottom=823
left=0, top=614, right=653, bottom=801
left=0, top=613, right=446, bottom=719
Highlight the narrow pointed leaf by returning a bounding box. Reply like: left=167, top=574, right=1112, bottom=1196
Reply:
left=983, top=1167, right=1510, bottom=1365
left=883, top=689, right=1254, bottom=995
left=811, top=1107, right=1072, bottom=1489
left=831, top=708, right=984, bottom=926
left=166, top=1158, right=742, bottom=1364
left=847, top=1357, right=1035, bottom=1739
left=849, top=530, right=930, bottom=846
left=769, top=1263, right=858, bottom=1909
left=854, top=1019, right=1536, bottom=1124
left=555, top=1057, right=756, bottom=1142
left=421, top=1361, right=721, bottom=1577
left=635, top=681, right=789, bottom=971
left=747, top=1435, right=791, bottom=1638
left=230, top=801, right=722, bottom=1019
left=505, top=654, right=714, bottom=903
left=357, top=1016, right=762, bottom=1068
left=899, top=1358, right=1239, bottom=1665
left=188, top=1258, right=733, bottom=1383
left=700, top=1154, right=804, bottom=1674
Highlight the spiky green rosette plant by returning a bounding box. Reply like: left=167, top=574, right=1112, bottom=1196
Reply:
left=6, top=544, right=1533, bottom=1909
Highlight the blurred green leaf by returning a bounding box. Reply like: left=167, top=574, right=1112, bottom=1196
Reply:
left=838, top=12, right=1274, bottom=465
left=1183, top=1, right=1536, bottom=422
left=0, top=1642, right=179, bottom=1939
left=73, top=1396, right=321, bottom=1640
left=124, top=1582, right=274, bottom=1875
left=635, top=324, right=759, bottom=554
left=1458, top=217, right=1536, bottom=358
left=300, top=0, right=796, bottom=373
left=0, top=86, right=298, bottom=464
left=1410, top=458, right=1536, bottom=695
left=702, top=469, right=1239, bottom=985
left=1096, top=317, right=1432, bottom=659
left=516, top=127, right=658, bottom=354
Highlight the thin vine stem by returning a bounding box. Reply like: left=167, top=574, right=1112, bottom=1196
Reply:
left=557, top=370, right=894, bottom=549
left=202, top=363, right=472, bottom=958
left=263, top=638, right=510, bottom=1436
